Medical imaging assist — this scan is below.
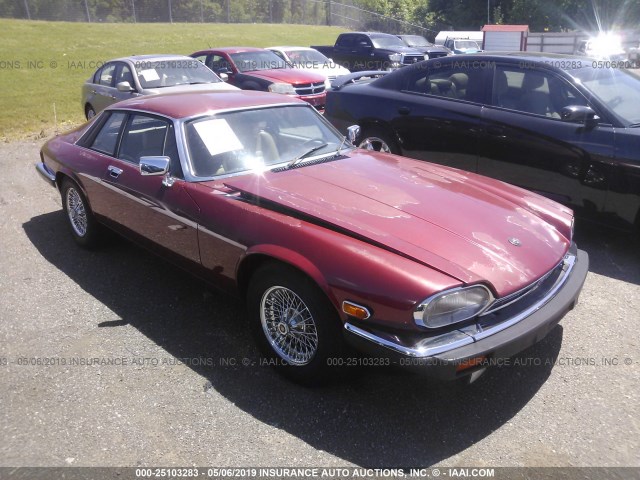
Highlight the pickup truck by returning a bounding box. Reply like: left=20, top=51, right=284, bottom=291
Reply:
left=311, top=32, right=426, bottom=72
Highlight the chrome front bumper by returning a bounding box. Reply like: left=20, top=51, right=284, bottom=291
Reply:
left=35, top=162, right=56, bottom=187
left=344, top=244, right=589, bottom=377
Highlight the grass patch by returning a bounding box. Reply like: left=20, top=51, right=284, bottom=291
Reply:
left=0, top=19, right=346, bottom=140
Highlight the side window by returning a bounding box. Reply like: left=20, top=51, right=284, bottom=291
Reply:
left=405, top=63, right=482, bottom=102
left=99, top=63, right=116, bottom=87
left=115, top=63, right=135, bottom=88
left=336, top=35, right=354, bottom=48
left=356, top=35, right=371, bottom=48
left=89, top=112, right=127, bottom=156
left=491, top=66, right=586, bottom=118
left=209, top=54, right=230, bottom=73
left=118, top=114, right=170, bottom=164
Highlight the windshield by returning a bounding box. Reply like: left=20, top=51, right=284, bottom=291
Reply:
left=456, top=40, right=479, bottom=49
left=371, top=36, right=407, bottom=49
left=135, top=59, right=220, bottom=89
left=230, top=51, right=287, bottom=72
left=184, top=105, right=346, bottom=177
left=284, top=49, right=331, bottom=68
left=571, top=67, right=640, bottom=125
left=402, top=35, right=431, bottom=47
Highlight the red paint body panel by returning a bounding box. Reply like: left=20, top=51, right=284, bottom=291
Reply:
left=223, top=151, right=571, bottom=297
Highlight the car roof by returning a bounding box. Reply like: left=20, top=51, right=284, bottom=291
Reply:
left=192, top=47, right=266, bottom=54
left=347, top=31, right=398, bottom=38
left=269, top=46, right=315, bottom=51
left=109, top=54, right=195, bottom=63
left=105, top=90, right=304, bottom=120
left=432, top=51, right=587, bottom=63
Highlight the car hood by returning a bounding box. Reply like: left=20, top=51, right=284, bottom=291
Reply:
left=222, top=152, right=572, bottom=297
left=294, top=65, right=351, bottom=78
left=246, top=69, right=325, bottom=84
left=142, top=82, right=239, bottom=94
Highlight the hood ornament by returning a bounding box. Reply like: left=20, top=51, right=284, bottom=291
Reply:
left=509, top=237, right=522, bottom=246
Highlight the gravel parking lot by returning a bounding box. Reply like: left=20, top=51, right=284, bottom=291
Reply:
left=0, top=139, right=639, bottom=469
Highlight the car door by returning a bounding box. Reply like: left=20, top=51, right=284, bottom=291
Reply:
left=98, top=112, right=200, bottom=263
left=390, top=59, right=490, bottom=172
left=90, top=62, right=119, bottom=112
left=479, top=63, right=613, bottom=217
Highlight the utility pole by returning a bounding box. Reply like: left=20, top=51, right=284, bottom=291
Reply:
left=131, top=0, right=136, bottom=23
left=226, top=0, right=230, bottom=23
left=326, top=0, right=331, bottom=26
left=84, top=0, right=90, bottom=22
left=168, top=0, right=173, bottom=23
left=23, top=0, right=30, bottom=20
left=487, top=0, right=490, bottom=24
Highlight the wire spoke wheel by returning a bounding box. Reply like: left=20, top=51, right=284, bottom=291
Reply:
left=66, top=187, right=88, bottom=237
left=260, top=286, right=319, bottom=365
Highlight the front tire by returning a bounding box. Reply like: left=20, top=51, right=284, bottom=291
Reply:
left=85, top=105, right=96, bottom=120
left=247, top=263, right=346, bottom=385
left=358, top=127, right=400, bottom=154
left=61, top=179, right=100, bottom=248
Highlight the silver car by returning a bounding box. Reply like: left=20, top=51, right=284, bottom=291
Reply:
left=81, top=54, right=238, bottom=119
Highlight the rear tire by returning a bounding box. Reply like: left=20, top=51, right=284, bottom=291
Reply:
left=247, top=262, right=346, bottom=385
left=61, top=179, right=100, bottom=248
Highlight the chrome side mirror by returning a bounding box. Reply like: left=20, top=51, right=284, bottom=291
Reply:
left=116, top=81, right=134, bottom=92
left=139, top=156, right=170, bottom=176
left=347, top=125, right=361, bottom=145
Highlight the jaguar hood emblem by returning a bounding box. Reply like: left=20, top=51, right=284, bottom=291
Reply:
left=509, top=237, right=522, bottom=246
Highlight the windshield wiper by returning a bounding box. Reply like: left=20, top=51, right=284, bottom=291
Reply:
left=287, top=143, right=328, bottom=168
left=628, top=123, right=640, bottom=127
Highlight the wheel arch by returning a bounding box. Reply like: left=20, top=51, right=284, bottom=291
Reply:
left=357, top=119, right=402, bottom=152
left=236, top=246, right=339, bottom=312
left=55, top=170, right=94, bottom=211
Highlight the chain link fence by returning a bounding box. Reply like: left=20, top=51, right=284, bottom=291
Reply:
left=0, top=0, right=434, bottom=35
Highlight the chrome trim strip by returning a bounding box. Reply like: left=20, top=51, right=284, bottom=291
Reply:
left=482, top=261, right=562, bottom=315
left=35, top=162, right=56, bottom=186
left=344, top=323, right=475, bottom=357
left=346, top=251, right=577, bottom=358
left=198, top=225, right=246, bottom=250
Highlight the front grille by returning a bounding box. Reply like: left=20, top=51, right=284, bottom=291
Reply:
left=428, top=52, right=448, bottom=59
left=402, top=54, right=424, bottom=65
left=482, top=261, right=565, bottom=316
left=294, top=81, right=326, bottom=95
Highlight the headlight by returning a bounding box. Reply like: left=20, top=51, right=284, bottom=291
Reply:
left=424, top=54, right=429, bottom=60
left=414, top=285, right=493, bottom=329
left=268, top=82, right=296, bottom=95
left=324, top=78, right=332, bottom=90
left=388, top=53, right=402, bottom=63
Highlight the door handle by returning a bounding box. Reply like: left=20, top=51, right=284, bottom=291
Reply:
left=398, top=106, right=411, bottom=115
left=107, top=165, right=123, bottom=178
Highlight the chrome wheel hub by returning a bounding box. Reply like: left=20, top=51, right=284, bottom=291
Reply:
left=260, top=286, right=318, bottom=365
left=359, top=136, right=391, bottom=153
left=66, top=187, right=87, bottom=237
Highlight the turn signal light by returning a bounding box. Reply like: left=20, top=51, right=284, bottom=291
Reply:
left=342, top=301, right=371, bottom=320
left=456, top=356, right=487, bottom=372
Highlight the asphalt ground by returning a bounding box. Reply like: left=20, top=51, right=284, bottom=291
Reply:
left=0, top=139, right=638, bottom=469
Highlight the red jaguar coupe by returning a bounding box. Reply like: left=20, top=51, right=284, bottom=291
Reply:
left=36, top=90, right=588, bottom=384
